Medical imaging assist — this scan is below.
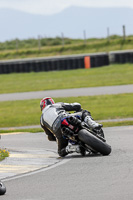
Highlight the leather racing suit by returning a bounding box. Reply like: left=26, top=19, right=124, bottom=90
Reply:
left=40, top=102, right=86, bottom=157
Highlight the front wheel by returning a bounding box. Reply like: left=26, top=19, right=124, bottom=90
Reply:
left=78, top=129, right=111, bottom=156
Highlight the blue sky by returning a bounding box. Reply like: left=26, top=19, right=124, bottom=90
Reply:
left=0, top=0, right=133, bottom=15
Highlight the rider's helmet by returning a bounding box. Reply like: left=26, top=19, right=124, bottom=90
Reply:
left=40, top=97, right=55, bottom=111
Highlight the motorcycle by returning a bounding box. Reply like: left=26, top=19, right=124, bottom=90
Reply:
left=61, top=115, right=111, bottom=156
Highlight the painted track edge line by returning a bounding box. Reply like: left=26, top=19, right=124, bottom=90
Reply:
left=2, top=157, right=71, bottom=182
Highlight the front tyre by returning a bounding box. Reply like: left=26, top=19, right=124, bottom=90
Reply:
left=78, top=129, right=111, bottom=156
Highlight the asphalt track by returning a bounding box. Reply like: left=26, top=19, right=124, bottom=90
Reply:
left=0, top=84, right=133, bottom=101
left=1, top=126, right=133, bottom=200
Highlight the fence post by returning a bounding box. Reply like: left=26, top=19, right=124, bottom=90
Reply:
left=16, top=38, right=18, bottom=53
left=38, top=35, right=41, bottom=51
left=123, top=25, right=126, bottom=41
left=61, top=32, right=64, bottom=47
left=83, top=30, right=87, bottom=45
left=107, top=27, right=110, bottom=43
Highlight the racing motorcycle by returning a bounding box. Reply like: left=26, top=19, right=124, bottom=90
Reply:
left=61, top=115, right=111, bottom=156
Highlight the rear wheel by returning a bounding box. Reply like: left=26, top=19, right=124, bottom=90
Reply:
left=78, top=129, right=111, bottom=156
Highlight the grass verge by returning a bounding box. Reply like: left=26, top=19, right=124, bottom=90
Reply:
left=0, top=93, right=133, bottom=128
left=0, top=128, right=43, bottom=134
left=0, top=121, right=133, bottom=134
left=0, top=149, right=9, bottom=161
left=0, top=64, right=133, bottom=94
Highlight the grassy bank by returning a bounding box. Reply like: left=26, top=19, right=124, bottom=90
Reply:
left=0, top=64, right=133, bottom=94
left=0, top=94, right=133, bottom=128
left=0, top=36, right=133, bottom=60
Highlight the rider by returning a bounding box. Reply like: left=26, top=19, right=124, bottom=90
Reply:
left=40, top=97, right=102, bottom=157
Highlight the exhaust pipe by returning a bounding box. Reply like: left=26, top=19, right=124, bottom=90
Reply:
left=69, top=116, right=81, bottom=125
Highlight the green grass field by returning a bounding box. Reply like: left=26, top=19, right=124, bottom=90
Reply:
left=0, top=63, right=133, bottom=94
left=0, top=94, right=133, bottom=128
left=0, top=63, right=133, bottom=131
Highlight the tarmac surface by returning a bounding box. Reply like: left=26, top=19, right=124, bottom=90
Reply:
left=0, top=132, right=60, bottom=180
left=0, top=84, right=133, bottom=199
left=0, top=84, right=133, bottom=101
left=0, top=126, right=133, bottom=200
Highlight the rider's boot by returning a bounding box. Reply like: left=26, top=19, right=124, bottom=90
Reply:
left=84, top=116, right=103, bottom=130
left=65, top=143, right=81, bottom=154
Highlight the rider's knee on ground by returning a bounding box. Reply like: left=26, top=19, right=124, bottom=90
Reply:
left=57, top=137, right=68, bottom=157
left=47, top=134, right=56, bottom=141
left=58, top=148, right=68, bottom=157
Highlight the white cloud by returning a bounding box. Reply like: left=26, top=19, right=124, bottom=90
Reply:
left=0, top=0, right=133, bottom=15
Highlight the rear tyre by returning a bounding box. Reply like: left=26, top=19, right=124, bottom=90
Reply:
left=78, top=129, right=111, bottom=156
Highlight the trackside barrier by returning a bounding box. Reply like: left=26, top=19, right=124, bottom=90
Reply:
left=0, top=50, right=133, bottom=74
left=109, top=50, right=133, bottom=64
left=0, top=53, right=108, bottom=74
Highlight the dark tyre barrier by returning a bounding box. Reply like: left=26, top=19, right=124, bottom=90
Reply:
left=0, top=50, right=133, bottom=74
left=0, top=53, right=108, bottom=74
left=109, top=50, right=133, bottom=64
